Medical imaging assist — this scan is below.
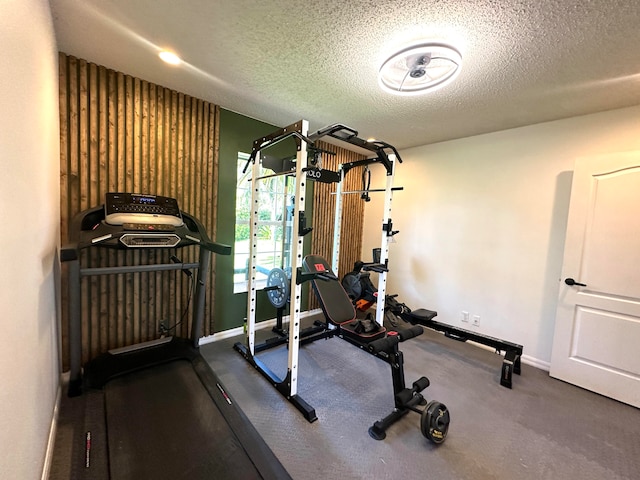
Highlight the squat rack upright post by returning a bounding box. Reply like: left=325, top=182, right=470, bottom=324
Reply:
left=239, top=119, right=318, bottom=421
left=330, top=152, right=400, bottom=329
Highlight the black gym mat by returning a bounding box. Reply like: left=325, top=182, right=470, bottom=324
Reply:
left=105, top=359, right=283, bottom=480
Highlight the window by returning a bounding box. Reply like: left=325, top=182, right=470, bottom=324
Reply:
left=234, top=153, right=294, bottom=293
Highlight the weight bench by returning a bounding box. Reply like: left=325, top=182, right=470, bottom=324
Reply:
left=302, top=254, right=450, bottom=442
left=303, top=255, right=386, bottom=343
left=235, top=254, right=450, bottom=443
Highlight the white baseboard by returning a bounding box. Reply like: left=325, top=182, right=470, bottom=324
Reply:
left=521, top=354, right=550, bottom=371
left=435, top=333, right=551, bottom=372
left=199, top=308, right=323, bottom=346
left=41, top=373, right=66, bottom=480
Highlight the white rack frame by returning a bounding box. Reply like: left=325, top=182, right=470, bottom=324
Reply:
left=236, top=120, right=402, bottom=422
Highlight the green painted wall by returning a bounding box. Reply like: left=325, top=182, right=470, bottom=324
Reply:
left=213, top=109, right=313, bottom=332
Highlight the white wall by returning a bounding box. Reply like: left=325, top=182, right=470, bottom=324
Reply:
left=363, top=106, right=640, bottom=367
left=0, top=0, right=60, bottom=478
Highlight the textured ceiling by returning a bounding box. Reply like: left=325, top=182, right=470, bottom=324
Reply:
left=50, top=0, right=640, bottom=150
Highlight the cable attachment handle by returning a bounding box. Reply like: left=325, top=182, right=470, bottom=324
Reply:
left=361, top=166, right=371, bottom=202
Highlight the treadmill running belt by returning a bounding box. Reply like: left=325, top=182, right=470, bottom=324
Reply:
left=105, top=360, right=271, bottom=479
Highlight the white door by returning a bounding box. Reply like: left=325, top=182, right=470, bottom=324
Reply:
left=550, top=151, right=640, bottom=408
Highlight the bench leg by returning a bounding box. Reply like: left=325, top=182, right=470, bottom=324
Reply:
left=500, top=350, right=521, bottom=389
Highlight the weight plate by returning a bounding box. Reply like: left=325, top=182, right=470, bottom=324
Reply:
left=266, top=268, right=290, bottom=309
left=421, top=401, right=450, bottom=444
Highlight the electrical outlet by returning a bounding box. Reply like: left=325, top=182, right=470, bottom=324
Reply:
left=472, top=315, right=480, bottom=327
left=461, top=311, right=470, bottom=323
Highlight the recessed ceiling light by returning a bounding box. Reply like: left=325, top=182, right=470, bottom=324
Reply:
left=159, top=51, right=181, bottom=66
left=378, top=43, right=461, bottom=95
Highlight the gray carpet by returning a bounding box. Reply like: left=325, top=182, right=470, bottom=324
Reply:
left=200, top=321, right=640, bottom=480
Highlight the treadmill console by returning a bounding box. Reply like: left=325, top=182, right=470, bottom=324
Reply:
left=105, top=193, right=183, bottom=227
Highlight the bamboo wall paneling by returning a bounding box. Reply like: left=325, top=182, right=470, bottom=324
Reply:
left=97, top=63, right=108, bottom=356
left=59, top=53, right=221, bottom=368
left=58, top=55, right=70, bottom=373
left=207, top=107, right=220, bottom=333
left=308, top=141, right=367, bottom=311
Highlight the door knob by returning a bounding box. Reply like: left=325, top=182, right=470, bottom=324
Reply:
left=565, top=278, right=587, bottom=287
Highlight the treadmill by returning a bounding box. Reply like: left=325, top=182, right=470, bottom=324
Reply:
left=60, top=194, right=291, bottom=480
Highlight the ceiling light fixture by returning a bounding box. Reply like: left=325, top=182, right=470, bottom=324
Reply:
left=378, top=43, right=462, bottom=95
left=159, top=50, right=181, bottom=66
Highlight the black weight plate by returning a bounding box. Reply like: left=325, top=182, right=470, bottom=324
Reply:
left=421, top=401, right=450, bottom=444
left=266, top=268, right=290, bottom=309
